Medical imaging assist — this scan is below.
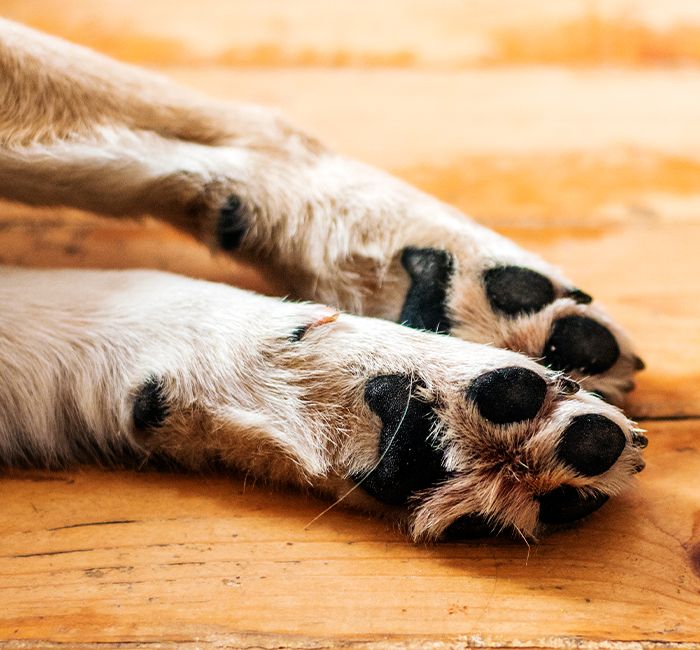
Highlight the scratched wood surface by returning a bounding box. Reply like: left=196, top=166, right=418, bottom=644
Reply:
left=1, top=2, right=699, bottom=648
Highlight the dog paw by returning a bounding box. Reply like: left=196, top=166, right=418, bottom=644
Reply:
left=395, top=245, right=643, bottom=406
left=97, top=272, right=644, bottom=542
left=339, top=350, right=645, bottom=541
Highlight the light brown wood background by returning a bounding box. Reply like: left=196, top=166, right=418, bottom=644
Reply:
left=0, top=2, right=699, bottom=648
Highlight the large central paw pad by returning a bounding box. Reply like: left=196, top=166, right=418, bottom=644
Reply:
left=356, top=374, right=445, bottom=505
left=466, top=366, right=547, bottom=424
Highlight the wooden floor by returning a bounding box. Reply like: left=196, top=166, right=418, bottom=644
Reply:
left=1, top=2, right=699, bottom=648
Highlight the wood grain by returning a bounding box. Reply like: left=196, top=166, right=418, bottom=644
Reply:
left=1, top=2, right=699, bottom=647
left=1, top=420, right=699, bottom=648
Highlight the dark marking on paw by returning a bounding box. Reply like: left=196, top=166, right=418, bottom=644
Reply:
left=399, top=247, right=453, bottom=334
left=543, top=316, right=620, bottom=375
left=483, top=266, right=555, bottom=317
left=467, top=366, right=547, bottom=425
left=355, top=374, right=444, bottom=505
left=443, top=513, right=494, bottom=539
left=633, top=355, right=646, bottom=371
left=632, top=460, right=646, bottom=473
left=621, top=380, right=636, bottom=393
left=217, top=195, right=248, bottom=251
left=538, top=485, right=609, bottom=524
left=632, top=431, right=648, bottom=449
left=557, top=414, right=626, bottom=476
left=289, top=324, right=310, bottom=342
left=557, top=376, right=581, bottom=395
left=565, top=288, right=593, bottom=304
left=133, top=376, right=168, bottom=432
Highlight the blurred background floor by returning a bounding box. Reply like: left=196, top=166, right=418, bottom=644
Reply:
left=0, top=2, right=699, bottom=648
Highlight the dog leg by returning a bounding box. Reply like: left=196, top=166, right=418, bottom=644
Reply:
left=0, top=266, right=646, bottom=539
left=0, top=19, right=643, bottom=402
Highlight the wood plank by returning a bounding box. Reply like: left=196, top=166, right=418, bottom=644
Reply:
left=1, top=419, right=698, bottom=647
left=5, top=0, right=700, bottom=68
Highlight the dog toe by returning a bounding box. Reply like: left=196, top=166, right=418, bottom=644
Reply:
left=466, top=366, right=547, bottom=425
left=483, top=265, right=556, bottom=317
left=543, top=315, right=620, bottom=375
left=557, top=413, right=626, bottom=477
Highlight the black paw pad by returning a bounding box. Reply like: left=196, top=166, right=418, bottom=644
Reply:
left=443, top=513, right=494, bottom=539
left=355, top=375, right=445, bottom=504
left=133, top=376, right=168, bottom=432
left=467, top=366, right=547, bottom=425
left=632, top=460, right=646, bottom=473
left=538, top=485, right=609, bottom=524
left=217, top=195, right=248, bottom=251
left=399, top=247, right=453, bottom=334
left=557, top=414, right=625, bottom=476
left=543, top=316, right=620, bottom=374
left=483, top=266, right=555, bottom=317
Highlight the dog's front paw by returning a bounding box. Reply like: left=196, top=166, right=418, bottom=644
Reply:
left=267, top=308, right=645, bottom=541
left=335, top=339, right=646, bottom=540
left=99, top=273, right=644, bottom=542
left=396, top=244, right=643, bottom=406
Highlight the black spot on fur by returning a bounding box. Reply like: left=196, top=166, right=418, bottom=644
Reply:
left=543, top=316, right=620, bottom=374
left=483, top=266, right=555, bottom=317
left=557, top=414, right=626, bottom=476
left=633, top=355, right=646, bottom=371
left=288, top=324, right=310, bottom=342
left=399, top=247, right=453, bottom=334
left=538, top=485, right=609, bottom=524
left=565, top=288, right=593, bottom=304
left=133, top=377, right=168, bottom=432
left=467, top=366, right=547, bottom=425
left=217, top=195, right=248, bottom=251
left=354, top=375, right=445, bottom=505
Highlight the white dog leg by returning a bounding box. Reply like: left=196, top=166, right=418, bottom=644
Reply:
left=0, top=266, right=646, bottom=540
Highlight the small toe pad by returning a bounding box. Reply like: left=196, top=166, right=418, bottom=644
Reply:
left=467, top=366, right=547, bottom=425
left=484, top=266, right=555, bottom=317
left=557, top=413, right=626, bottom=476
